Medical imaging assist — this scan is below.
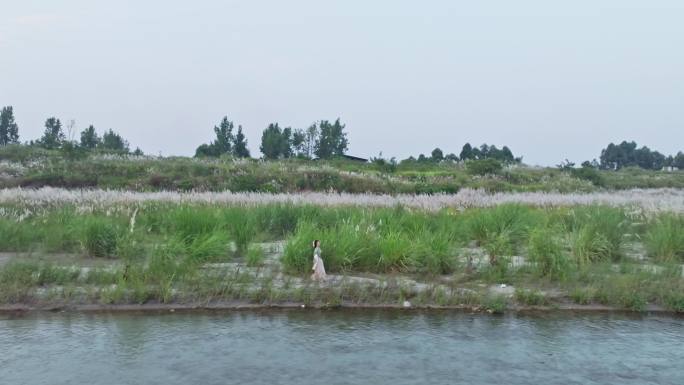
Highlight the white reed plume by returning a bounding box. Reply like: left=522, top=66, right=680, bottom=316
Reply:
left=1, top=187, right=683, bottom=213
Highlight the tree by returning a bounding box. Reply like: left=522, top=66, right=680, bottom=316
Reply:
left=132, top=147, right=144, bottom=156
left=674, top=152, right=684, bottom=170
left=281, top=127, right=293, bottom=158
left=79, top=125, right=100, bottom=149
left=195, top=116, right=243, bottom=158
left=38, top=117, right=65, bottom=149
left=459, top=143, right=474, bottom=161
left=304, top=123, right=319, bottom=159
left=600, top=141, right=671, bottom=170
left=431, top=148, right=443, bottom=162
left=213, top=116, right=234, bottom=155
left=557, top=159, right=575, bottom=170
left=292, top=129, right=307, bottom=157
left=260, top=123, right=286, bottom=159
left=501, top=146, right=515, bottom=162
left=233, top=126, right=250, bottom=158
left=315, top=119, right=348, bottom=159
left=100, top=129, right=129, bottom=152
left=0, top=106, right=19, bottom=145
left=445, top=153, right=459, bottom=162
left=195, top=144, right=216, bottom=157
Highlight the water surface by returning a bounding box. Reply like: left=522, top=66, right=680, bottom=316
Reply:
left=1, top=310, right=682, bottom=385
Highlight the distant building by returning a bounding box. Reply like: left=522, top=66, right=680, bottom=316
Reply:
left=313, top=154, right=368, bottom=163
left=340, top=154, right=368, bottom=162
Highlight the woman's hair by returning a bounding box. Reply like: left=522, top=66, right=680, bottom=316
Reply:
left=312, top=239, right=320, bottom=248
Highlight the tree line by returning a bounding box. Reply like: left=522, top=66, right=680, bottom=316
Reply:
left=598, top=141, right=684, bottom=170
left=2, top=105, right=683, bottom=170
left=0, top=106, right=139, bottom=154
left=195, top=117, right=348, bottom=160
left=399, top=143, right=521, bottom=164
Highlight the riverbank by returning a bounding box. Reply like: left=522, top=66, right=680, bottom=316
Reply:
left=2, top=299, right=680, bottom=316
left=2, top=196, right=683, bottom=314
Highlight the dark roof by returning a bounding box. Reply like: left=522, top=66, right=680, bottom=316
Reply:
left=312, top=154, right=368, bottom=162
left=341, top=154, right=368, bottom=162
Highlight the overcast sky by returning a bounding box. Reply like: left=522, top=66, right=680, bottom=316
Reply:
left=1, top=0, right=683, bottom=165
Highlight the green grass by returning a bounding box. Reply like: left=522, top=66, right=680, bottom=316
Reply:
left=527, top=227, right=571, bottom=279
left=514, top=288, right=548, bottom=306
left=645, top=214, right=684, bottom=262
left=3, top=145, right=684, bottom=193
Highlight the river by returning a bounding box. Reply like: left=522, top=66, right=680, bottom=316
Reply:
left=1, top=310, right=682, bottom=385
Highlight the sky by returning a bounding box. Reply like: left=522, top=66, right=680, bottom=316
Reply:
left=1, top=0, right=683, bottom=165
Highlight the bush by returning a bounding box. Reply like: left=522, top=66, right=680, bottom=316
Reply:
left=571, top=166, right=604, bottom=187
left=466, top=159, right=503, bottom=176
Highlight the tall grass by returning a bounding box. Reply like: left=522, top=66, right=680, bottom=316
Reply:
left=527, top=227, right=570, bottom=279
left=82, top=217, right=121, bottom=257
left=645, top=214, right=684, bottom=261
left=282, top=216, right=458, bottom=275
left=563, top=206, right=629, bottom=262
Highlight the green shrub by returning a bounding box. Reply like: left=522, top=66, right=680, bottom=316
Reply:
left=466, top=159, right=503, bottom=176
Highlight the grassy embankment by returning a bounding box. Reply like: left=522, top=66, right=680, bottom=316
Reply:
left=1, top=202, right=683, bottom=312
left=2, top=144, right=684, bottom=194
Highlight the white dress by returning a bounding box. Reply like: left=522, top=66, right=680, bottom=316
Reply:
left=311, top=247, right=327, bottom=281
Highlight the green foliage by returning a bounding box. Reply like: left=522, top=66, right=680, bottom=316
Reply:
left=571, top=226, right=612, bottom=266
left=79, top=125, right=100, bottom=149
left=0, top=106, right=20, bottom=145
left=225, top=210, right=258, bottom=255
left=314, top=119, right=348, bottom=159
left=195, top=116, right=253, bottom=158
left=645, top=214, right=684, bottom=261
left=570, top=286, right=595, bottom=305
left=527, top=227, right=570, bottom=279
left=282, top=215, right=457, bottom=275
left=260, top=123, right=292, bottom=159
left=246, top=244, right=266, bottom=266
left=563, top=206, right=628, bottom=262
left=483, top=295, right=507, bottom=313
left=570, top=166, right=604, bottom=187
left=466, top=158, right=503, bottom=176
left=594, top=274, right=648, bottom=311
left=233, top=126, right=250, bottom=158
left=184, top=232, right=230, bottom=263
left=100, top=129, right=129, bottom=152
left=82, top=217, right=121, bottom=257
left=37, top=117, right=65, bottom=149
left=514, top=289, right=548, bottom=306
left=600, top=140, right=667, bottom=170
left=468, top=204, right=536, bottom=250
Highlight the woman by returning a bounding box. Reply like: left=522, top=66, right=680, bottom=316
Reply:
left=311, top=240, right=327, bottom=281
